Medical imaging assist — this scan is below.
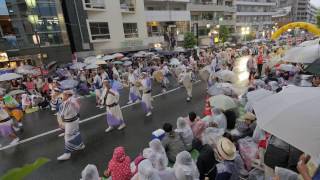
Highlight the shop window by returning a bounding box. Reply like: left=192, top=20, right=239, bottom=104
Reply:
left=123, top=23, right=138, bottom=38
left=88, top=22, right=110, bottom=41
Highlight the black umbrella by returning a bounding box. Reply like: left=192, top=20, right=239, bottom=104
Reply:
left=305, top=58, right=320, bottom=75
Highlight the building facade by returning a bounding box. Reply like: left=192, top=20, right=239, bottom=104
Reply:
left=0, top=0, right=72, bottom=68
left=79, top=0, right=148, bottom=55
left=276, top=0, right=310, bottom=22
left=188, top=0, right=236, bottom=45
left=144, top=0, right=191, bottom=48
left=307, top=3, right=318, bottom=24
left=235, top=0, right=277, bottom=38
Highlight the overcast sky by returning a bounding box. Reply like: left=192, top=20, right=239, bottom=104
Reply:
left=311, top=0, right=320, bottom=8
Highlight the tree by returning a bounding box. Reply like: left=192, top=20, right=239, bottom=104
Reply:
left=218, top=25, right=230, bottom=43
left=317, top=10, right=320, bottom=28
left=183, top=32, right=197, bottom=49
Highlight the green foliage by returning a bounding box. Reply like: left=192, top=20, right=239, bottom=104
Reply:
left=218, top=25, right=230, bottom=43
left=1, top=158, right=50, bottom=180
left=183, top=32, right=197, bottom=49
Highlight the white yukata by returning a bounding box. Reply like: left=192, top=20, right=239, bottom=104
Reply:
left=128, top=72, right=141, bottom=103
left=180, top=71, right=193, bottom=98
left=161, top=65, right=170, bottom=88
left=0, top=107, right=14, bottom=137
left=93, top=75, right=102, bottom=98
left=141, top=77, right=152, bottom=114
left=58, top=97, right=84, bottom=153
left=105, top=89, right=124, bottom=127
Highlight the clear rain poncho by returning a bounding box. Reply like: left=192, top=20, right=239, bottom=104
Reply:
left=175, top=117, right=194, bottom=151
left=201, top=127, right=224, bottom=149
left=173, top=151, right=200, bottom=180
left=149, top=139, right=169, bottom=170
left=137, top=159, right=161, bottom=180
left=80, top=164, right=100, bottom=180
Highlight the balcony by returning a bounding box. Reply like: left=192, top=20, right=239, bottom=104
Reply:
left=235, top=1, right=276, bottom=6
left=192, top=19, right=236, bottom=26
left=82, top=0, right=105, bottom=11
left=236, top=12, right=276, bottom=16
left=120, top=0, right=135, bottom=13
left=145, top=0, right=190, bottom=2
left=187, top=3, right=236, bottom=12
left=145, top=10, right=191, bottom=22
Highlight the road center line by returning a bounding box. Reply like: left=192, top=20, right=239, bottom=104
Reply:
left=0, top=81, right=201, bottom=151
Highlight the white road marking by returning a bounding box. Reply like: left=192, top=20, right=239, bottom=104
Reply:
left=0, top=81, right=201, bottom=151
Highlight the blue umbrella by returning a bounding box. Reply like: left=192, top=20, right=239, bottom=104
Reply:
left=112, top=61, right=123, bottom=65
left=59, top=79, right=79, bottom=90
left=70, top=62, right=86, bottom=70
left=123, top=61, right=132, bottom=66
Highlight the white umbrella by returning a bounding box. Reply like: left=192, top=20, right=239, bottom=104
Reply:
left=209, top=94, right=237, bottom=111
left=174, top=47, right=186, bottom=52
left=7, top=90, right=26, bottom=96
left=16, top=65, right=37, bottom=75
left=0, top=73, right=22, bottom=81
left=121, top=57, right=130, bottom=61
left=279, top=64, right=296, bottom=72
left=169, top=58, right=180, bottom=66
left=252, top=86, right=320, bottom=159
left=298, top=38, right=320, bottom=47
left=95, top=60, right=107, bottom=65
left=85, top=64, right=98, bottom=70
left=123, top=61, right=132, bottom=66
left=283, top=44, right=320, bottom=64
left=247, top=89, right=273, bottom=103
left=102, top=55, right=114, bottom=61
left=70, top=62, right=86, bottom=70
left=216, top=70, right=237, bottom=83
left=84, top=56, right=98, bottom=64
left=112, top=53, right=124, bottom=58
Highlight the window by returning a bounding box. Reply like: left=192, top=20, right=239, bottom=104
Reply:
left=123, top=23, right=138, bottom=38
left=88, top=22, right=110, bottom=41
left=83, top=0, right=105, bottom=10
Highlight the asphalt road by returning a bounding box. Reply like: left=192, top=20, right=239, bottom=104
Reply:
left=0, top=56, right=249, bottom=179
left=0, top=78, right=207, bottom=179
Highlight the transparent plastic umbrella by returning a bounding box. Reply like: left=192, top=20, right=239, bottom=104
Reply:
left=59, top=79, right=79, bottom=90
left=0, top=73, right=22, bottom=81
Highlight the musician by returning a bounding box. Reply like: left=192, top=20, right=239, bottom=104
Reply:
left=140, top=72, right=153, bottom=116
left=103, top=80, right=126, bottom=132
left=127, top=68, right=141, bottom=104
left=179, top=67, right=194, bottom=102
left=57, top=90, right=85, bottom=161
left=160, top=63, right=170, bottom=93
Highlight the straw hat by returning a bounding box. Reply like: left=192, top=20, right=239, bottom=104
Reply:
left=63, top=89, right=74, bottom=95
left=216, top=137, right=236, bottom=161
left=244, top=112, right=256, bottom=121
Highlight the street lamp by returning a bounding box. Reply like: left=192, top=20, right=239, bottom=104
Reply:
left=241, top=26, right=250, bottom=42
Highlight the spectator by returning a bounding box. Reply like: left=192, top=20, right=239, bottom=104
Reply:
left=162, top=123, right=186, bottom=163
left=173, top=151, right=200, bottom=180
left=148, top=139, right=168, bottom=170
left=214, top=137, right=239, bottom=180
left=175, top=117, right=194, bottom=151
left=186, top=112, right=207, bottom=140
left=104, top=146, right=132, bottom=180
left=81, top=164, right=100, bottom=180
left=210, top=108, right=227, bottom=130
left=157, top=156, right=177, bottom=180
left=131, top=159, right=161, bottom=180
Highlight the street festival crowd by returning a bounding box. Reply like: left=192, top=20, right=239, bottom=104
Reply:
left=1, top=38, right=320, bottom=180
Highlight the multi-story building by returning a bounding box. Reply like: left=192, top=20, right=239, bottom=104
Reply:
left=188, top=0, right=236, bottom=45
left=0, top=0, right=72, bottom=67
left=276, top=0, right=310, bottom=22
left=235, top=0, right=277, bottom=37
left=144, top=0, right=191, bottom=48
left=80, top=0, right=148, bottom=54
left=307, top=3, right=318, bottom=24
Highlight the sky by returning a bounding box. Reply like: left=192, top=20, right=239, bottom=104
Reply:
left=310, top=0, right=320, bottom=8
